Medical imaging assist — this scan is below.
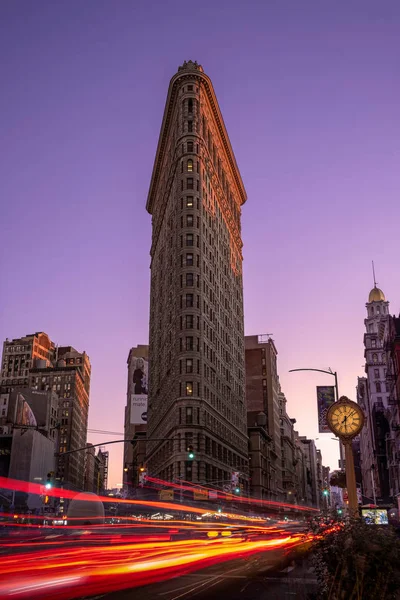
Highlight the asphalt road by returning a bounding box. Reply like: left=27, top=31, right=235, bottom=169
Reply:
left=85, top=548, right=318, bottom=600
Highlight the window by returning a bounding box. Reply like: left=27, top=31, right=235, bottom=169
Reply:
left=377, top=306, right=380, bottom=314
left=262, top=379, right=267, bottom=387
left=186, top=383, right=193, bottom=397
left=187, top=215, right=194, bottom=227
left=374, top=369, right=379, bottom=378
left=186, top=196, right=193, bottom=207
left=186, top=253, right=193, bottom=266
left=376, top=382, right=381, bottom=393
left=186, top=233, right=194, bottom=246
left=186, top=273, right=194, bottom=286
left=187, top=178, right=194, bottom=189
left=188, top=98, right=193, bottom=113
left=185, top=293, right=194, bottom=307
left=372, top=353, right=378, bottom=363
left=185, top=315, right=194, bottom=329
left=371, top=339, right=376, bottom=348
left=188, top=121, right=193, bottom=132
left=186, top=359, right=193, bottom=373
left=188, top=85, right=193, bottom=91
left=187, top=159, right=193, bottom=172
left=187, top=141, right=193, bottom=153
left=186, top=337, right=194, bottom=351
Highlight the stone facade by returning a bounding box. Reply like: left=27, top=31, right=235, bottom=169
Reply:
left=146, top=61, right=248, bottom=488
left=245, top=334, right=282, bottom=498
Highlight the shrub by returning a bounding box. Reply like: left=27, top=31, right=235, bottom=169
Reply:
left=312, top=520, right=400, bottom=599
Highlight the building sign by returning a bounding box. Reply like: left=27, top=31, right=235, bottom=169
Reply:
left=317, top=386, right=336, bottom=433
left=193, top=489, right=208, bottom=501
left=130, top=356, right=148, bottom=424
left=159, top=490, right=174, bottom=501
left=130, top=395, right=148, bottom=425
left=208, top=490, right=218, bottom=500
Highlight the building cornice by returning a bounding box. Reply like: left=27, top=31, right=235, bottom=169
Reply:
left=146, top=63, right=247, bottom=214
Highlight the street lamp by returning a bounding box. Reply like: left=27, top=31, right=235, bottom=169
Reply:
left=289, top=367, right=344, bottom=469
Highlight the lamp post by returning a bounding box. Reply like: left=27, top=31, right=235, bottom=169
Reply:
left=289, top=367, right=345, bottom=470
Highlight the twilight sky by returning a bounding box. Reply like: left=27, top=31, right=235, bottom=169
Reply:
left=1, top=1, right=399, bottom=488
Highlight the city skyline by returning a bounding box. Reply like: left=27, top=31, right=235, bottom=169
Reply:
left=1, top=1, right=400, bottom=487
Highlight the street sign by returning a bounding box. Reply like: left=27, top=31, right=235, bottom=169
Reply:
left=193, top=489, right=208, bottom=501
left=159, top=490, right=174, bottom=501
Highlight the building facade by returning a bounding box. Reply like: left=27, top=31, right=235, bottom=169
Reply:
left=358, top=286, right=391, bottom=503
left=146, top=61, right=248, bottom=488
left=123, top=345, right=148, bottom=490
left=0, top=333, right=91, bottom=491
left=245, top=334, right=282, bottom=499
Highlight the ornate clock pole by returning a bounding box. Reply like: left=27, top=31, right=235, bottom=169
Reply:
left=326, top=396, right=365, bottom=516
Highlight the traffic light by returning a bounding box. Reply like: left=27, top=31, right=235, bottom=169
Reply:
left=187, top=445, right=195, bottom=460
left=45, top=472, right=53, bottom=489
left=44, top=495, right=50, bottom=504
left=337, top=508, right=343, bottom=515
left=323, top=489, right=329, bottom=496
left=234, top=486, right=240, bottom=494
left=217, top=506, right=222, bottom=514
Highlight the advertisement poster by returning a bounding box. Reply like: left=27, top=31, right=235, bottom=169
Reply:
left=317, top=386, right=336, bottom=433
left=130, top=394, right=148, bottom=425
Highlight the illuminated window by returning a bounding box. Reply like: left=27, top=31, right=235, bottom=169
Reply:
left=187, top=159, right=193, bottom=172
left=186, top=383, right=193, bottom=397
left=186, top=196, right=193, bottom=207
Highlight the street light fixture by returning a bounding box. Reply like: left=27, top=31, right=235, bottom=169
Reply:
left=289, top=367, right=344, bottom=468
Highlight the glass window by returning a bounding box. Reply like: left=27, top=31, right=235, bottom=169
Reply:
left=371, top=339, right=376, bottom=348
left=187, top=178, right=194, bottom=189
left=186, top=196, right=193, bottom=207
left=188, top=121, right=193, bottom=132
left=187, top=215, right=194, bottom=227
left=185, top=315, right=194, bottom=329
left=186, top=234, right=194, bottom=246
left=187, top=159, right=193, bottom=172
left=186, top=383, right=193, bottom=397
left=188, top=98, right=193, bottom=113
left=372, top=353, right=378, bottom=363
left=186, top=337, right=194, bottom=351
left=186, top=359, right=193, bottom=373
left=187, top=142, right=193, bottom=153
left=186, top=253, right=193, bottom=266
left=186, top=273, right=194, bottom=286
left=185, top=293, right=194, bottom=307
left=376, top=382, right=381, bottom=393
left=374, top=369, right=379, bottom=378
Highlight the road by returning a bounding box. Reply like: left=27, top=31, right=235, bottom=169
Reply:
left=94, top=552, right=318, bottom=600
left=0, top=523, right=319, bottom=599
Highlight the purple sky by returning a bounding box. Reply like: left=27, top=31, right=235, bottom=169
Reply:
left=1, top=1, right=400, bottom=488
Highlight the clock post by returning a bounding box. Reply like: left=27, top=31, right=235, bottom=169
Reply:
left=326, top=396, right=365, bottom=518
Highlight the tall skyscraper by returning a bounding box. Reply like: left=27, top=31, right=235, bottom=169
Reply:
left=146, top=61, right=248, bottom=487
left=359, top=285, right=391, bottom=502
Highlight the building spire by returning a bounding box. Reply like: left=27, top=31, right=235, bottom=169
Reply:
left=372, top=260, right=377, bottom=287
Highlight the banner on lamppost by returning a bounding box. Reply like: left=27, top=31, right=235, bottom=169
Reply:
left=317, top=386, right=336, bottom=433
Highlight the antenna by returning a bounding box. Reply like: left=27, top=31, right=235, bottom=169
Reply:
left=372, top=261, right=377, bottom=287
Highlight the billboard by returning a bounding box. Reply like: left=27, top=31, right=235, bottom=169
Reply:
left=16, top=394, right=37, bottom=428
left=317, top=386, right=336, bottom=433
left=130, top=394, right=148, bottom=425
left=361, top=508, right=389, bottom=525
left=130, top=356, right=148, bottom=425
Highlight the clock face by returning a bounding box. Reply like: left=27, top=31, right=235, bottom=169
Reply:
left=327, top=401, right=364, bottom=438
